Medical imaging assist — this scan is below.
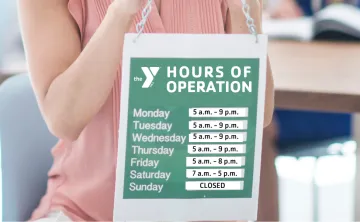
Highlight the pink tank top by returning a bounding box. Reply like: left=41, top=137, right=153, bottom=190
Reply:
left=30, top=0, right=247, bottom=220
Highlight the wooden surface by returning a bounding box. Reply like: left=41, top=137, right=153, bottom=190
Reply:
left=269, top=40, right=360, bottom=113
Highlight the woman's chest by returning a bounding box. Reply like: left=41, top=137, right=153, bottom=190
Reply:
left=155, top=0, right=228, bottom=33
left=83, top=0, right=228, bottom=41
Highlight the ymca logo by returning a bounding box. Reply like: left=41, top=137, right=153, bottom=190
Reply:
left=141, top=67, right=160, bottom=88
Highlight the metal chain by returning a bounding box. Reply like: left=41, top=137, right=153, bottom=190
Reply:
left=240, top=0, right=259, bottom=42
left=134, top=0, right=258, bottom=42
left=134, top=0, right=153, bottom=41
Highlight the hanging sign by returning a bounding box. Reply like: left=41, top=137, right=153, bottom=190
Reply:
left=113, top=33, right=268, bottom=222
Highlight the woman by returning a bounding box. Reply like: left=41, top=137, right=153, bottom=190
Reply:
left=18, top=0, right=275, bottom=221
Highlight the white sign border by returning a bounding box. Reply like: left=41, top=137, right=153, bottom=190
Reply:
left=114, top=33, right=268, bottom=221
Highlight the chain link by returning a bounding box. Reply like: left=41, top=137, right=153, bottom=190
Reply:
left=134, top=0, right=153, bottom=41
left=135, top=0, right=258, bottom=42
left=240, top=0, right=259, bottom=42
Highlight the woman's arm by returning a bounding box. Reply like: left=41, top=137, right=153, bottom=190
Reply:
left=18, top=0, right=139, bottom=141
left=226, top=0, right=275, bottom=128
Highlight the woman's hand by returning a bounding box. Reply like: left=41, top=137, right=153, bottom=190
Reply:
left=111, top=0, right=143, bottom=17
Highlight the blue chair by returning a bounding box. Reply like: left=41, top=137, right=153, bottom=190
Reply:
left=0, top=74, right=57, bottom=221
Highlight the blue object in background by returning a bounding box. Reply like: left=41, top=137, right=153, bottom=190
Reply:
left=295, top=0, right=360, bottom=15
left=276, top=109, right=352, bottom=148
left=296, top=0, right=314, bottom=15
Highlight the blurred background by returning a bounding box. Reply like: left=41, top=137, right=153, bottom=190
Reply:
left=1, top=0, right=360, bottom=221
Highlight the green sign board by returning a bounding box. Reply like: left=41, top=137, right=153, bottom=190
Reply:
left=123, top=58, right=259, bottom=199
left=114, top=34, right=267, bottom=221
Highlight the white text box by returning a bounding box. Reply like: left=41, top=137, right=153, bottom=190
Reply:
left=189, top=108, right=248, bottom=118
left=186, top=181, right=244, bottom=191
left=189, top=132, right=247, bottom=143
left=186, top=156, right=245, bottom=167
left=189, top=120, right=248, bottom=130
left=186, top=169, right=245, bottom=178
left=188, top=144, right=246, bottom=154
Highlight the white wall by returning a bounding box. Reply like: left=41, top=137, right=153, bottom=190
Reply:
left=0, top=1, right=23, bottom=69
